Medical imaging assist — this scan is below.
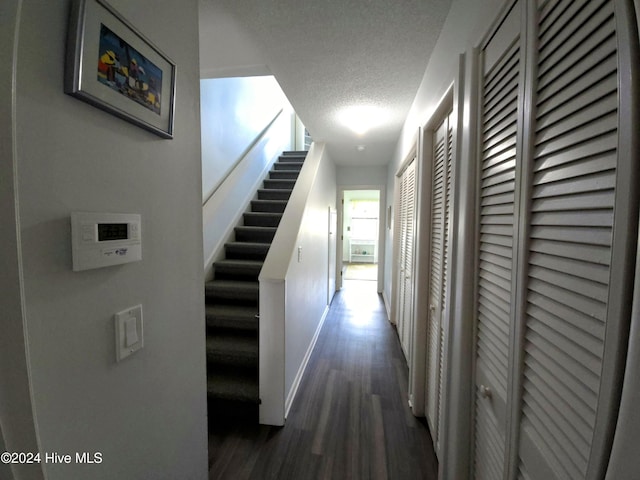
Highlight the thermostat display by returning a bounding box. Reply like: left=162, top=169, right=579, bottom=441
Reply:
left=71, top=212, right=142, bottom=271
left=98, top=223, right=128, bottom=241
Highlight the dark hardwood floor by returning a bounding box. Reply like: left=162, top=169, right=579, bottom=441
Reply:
left=208, top=279, right=439, bottom=479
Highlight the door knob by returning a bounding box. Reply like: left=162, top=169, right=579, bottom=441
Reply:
left=479, top=385, right=492, bottom=399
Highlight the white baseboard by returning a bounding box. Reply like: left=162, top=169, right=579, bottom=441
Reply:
left=382, top=290, right=392, bottom=321
left=284, top=305, right=330, bottom=418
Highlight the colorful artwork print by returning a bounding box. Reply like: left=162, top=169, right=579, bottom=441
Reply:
left=97, top=24, right=163, bottom=115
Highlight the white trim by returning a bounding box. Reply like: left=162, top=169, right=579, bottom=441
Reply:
left=336, top=185, right=386, bottom=293
left=382, top=290, right=392, bottom=321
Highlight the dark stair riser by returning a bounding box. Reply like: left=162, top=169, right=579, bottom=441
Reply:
left=205, top=281, right=259, bottom=304
left=269, top=171, right=300, bottom=180
left=224, top=242, right=270, bottom=261
left=207, top=335, right=258, bottom=368
left=263, top=179, right=296, bottom=190
left=243, top=212, right=282, bottom=227
left=257, top=189, right=292, bottom=201
left=206, top=305, right=258, bottom=332
left=250, top=200, right=288, bottom=214
left=235, top=225, right=277, bottom=242
left=273, top=162, right=303, bottom=171
left=213, top=260, right=263, bottom=281
left=207, top=371, right=259, bottom=405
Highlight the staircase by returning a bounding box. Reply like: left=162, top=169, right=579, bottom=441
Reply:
left=206, top=151, right=307, bottom=420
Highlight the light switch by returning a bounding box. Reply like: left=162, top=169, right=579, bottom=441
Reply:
left=115, top=305, right=143, bottom=361
left=124, top=316, right=138, bottom=347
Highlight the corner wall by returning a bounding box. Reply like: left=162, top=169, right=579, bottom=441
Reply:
left=10, top=1, right=208, bottom=479
left=200, top=76, right=292, bottom=202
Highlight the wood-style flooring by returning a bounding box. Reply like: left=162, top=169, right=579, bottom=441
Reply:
left=208, top=280, right=438, bottom=479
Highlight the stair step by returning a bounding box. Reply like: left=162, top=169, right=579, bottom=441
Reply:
left=213, top=259, right=263, bottom=281
left=207, top=334, right=258, bottom=368
left=205, top=280, right=258, bottom=303
left=273, top=162, right=303, bottom=171
left=243, top=212, right=282, bottom=227
left=257, top=189, right=292, bottom=201
left=280, top=151, right=307, bottom=160
left=224, top=242, right=270, bottom=260
left=207, top=369, right=258, bottom=403
left=235, top=225, right=276, bottom=243
left=250, top=200, right=288, bottom=214
left=269, top=170, right=299, bottom=180
left=206, top=304, right=259, bottom=331
left=263, top=179, right=296, bottom=190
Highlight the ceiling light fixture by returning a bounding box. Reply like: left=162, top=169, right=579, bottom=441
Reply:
left=356, top=145, right=366, bottom=152
left=338, top=105, right=385, bottom=135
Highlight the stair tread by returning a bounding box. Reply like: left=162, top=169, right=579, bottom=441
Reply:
left=207, top=372, right=258, bottom=403
left=206, top=304, right=258, bottom=318
left=214, top=259, right=264, bottom=267
left=205, top=279, right=259, bottom=290
left=207, top=334, right=258, bottom=356
left=251, top=199, right=288, bottom=204
left=225, top=241, right=271, bottom=248
left=235, top=225, right=278, bottom=231
left=244, top=211, right=283, bottom=217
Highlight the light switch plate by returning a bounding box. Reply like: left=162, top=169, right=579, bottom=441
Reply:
left=115, top=304, right=143, bottom=361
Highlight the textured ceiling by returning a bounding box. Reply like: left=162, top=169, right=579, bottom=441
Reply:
left=200, top=0, right=453, bottom=166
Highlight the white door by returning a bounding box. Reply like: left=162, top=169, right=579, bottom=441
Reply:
left=472, top=3, right=523, bottom=477
left=471, top=1, right=639, bottom=479
left=328, top=207, right=337, bottom=303
left=397, top=160, right=417, bottom=360
left=426, top=111, right=454, bottom=454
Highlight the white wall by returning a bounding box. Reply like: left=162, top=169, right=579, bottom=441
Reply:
left=259, top=143, right=337, bottom=425
left=284, top=147, right=337, bottom=400
left=198, top=0, right=270, bottom=78
left=200, top=76, right=291, bottom=202
left=0, top=1, right=43, bottom=479
left=336, top=165, right=388, bottom=186
left=6, top=1, right=208, bottom=479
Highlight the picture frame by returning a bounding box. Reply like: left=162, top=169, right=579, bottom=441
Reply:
left=65, top=0, right=176, bottom=139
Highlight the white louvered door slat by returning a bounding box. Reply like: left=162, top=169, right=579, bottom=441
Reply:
left=437, top=114, right=453, bottom=452
left=397, top=170, right=408, bottom=344
left=426, top=117, right=447, bottom=447
left=471, top=1, right=637, bottom=479
left=473, top=2, right=522, bottom=478
left=397, top=160, right=416, bottom=361
left=517, top=1, right=623, bottom=479
left=403, top=162, right=416, bottom=359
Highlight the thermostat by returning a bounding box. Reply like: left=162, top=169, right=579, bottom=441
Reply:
left=71, top=212, right=142, bottom=271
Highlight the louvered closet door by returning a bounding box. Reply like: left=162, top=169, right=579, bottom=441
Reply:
left=397, top=160, right=417, bottom=360
left=516, top=1, right=631, bottom=479
left=426, top=113, right=453, bottom=454
left=473, top=1, right=523, bottom=479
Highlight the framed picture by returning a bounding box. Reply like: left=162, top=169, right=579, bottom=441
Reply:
left=65, top=0, right=176, bottom=139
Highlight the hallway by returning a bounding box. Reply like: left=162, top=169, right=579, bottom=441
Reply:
left=208, top=280, right=438, bottom=479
